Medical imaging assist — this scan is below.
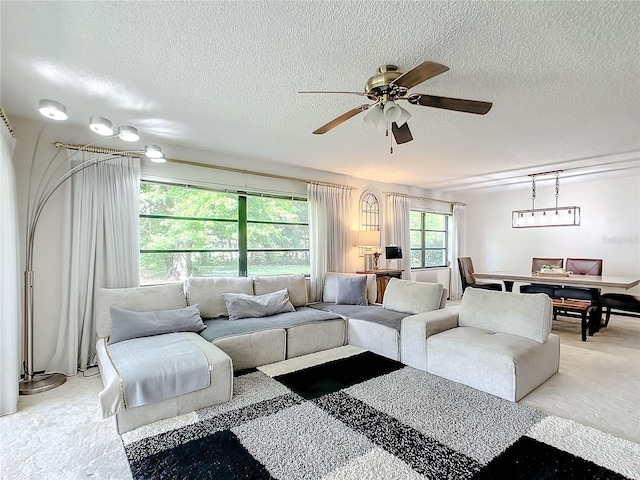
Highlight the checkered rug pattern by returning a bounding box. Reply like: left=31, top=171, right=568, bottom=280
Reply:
left=122, top=350, right=639, bottom=479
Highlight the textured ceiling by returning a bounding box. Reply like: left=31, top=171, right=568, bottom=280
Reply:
left=2, top=1, right=639, bottom=191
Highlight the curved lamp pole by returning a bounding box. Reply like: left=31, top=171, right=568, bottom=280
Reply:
left=19, top=148, right=157, bottom=394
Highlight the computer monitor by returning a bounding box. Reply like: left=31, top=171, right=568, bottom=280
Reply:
left=385, top=246, right=402, bottom=259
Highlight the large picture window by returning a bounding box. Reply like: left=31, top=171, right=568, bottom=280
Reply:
left=139, top=182, right=309, bottom=284
left=410, top=210, right=449, bottom=269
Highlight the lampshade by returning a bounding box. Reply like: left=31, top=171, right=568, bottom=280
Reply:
left=38, top=99, right=68, bottom=121
left=118, top=125, right=140, bottom=142
left=357, top=229, right=380, bottom=247
left=89, top=116, right=113, bottom=136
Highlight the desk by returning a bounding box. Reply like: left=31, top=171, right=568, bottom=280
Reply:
left=473, top=272, right=640, bottom=293
left=356, top=269, right=403, bottom=303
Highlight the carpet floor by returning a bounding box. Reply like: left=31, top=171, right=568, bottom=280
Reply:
left=122, top=347, right=639, bottom=480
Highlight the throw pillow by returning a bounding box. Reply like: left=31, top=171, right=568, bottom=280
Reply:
left=223, top=288, right=295, bottom=320
left=108, top=304, right=206, bottom=345
left=335, top=276, right=368, bottom=306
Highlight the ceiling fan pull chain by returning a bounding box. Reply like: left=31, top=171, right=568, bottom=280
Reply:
left=390, top=129, right=394, bottom=154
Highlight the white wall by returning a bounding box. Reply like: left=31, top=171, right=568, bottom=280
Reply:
left=10, top=116, right=441, bottom=370
left=12, top=114, right=638, bottom=371
left=454, top=174, right=640, bottom=294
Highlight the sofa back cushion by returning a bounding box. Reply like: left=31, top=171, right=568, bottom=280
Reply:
left=185, top=277, right=254, bottom=318
left=459, top=288, right=552, bottom=343
left=253, top=274, right=308, bottom=307
left=382, top=278, right=445, bottom=314
left=323, top=272, right=377, bottom=304
left=95, top=283, right=187, bottom=338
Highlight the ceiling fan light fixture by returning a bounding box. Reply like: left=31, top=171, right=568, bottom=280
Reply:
left=363, top=104, right=384, bottom=129
left=395, top=105, right=412, bottom=127
left=117, top=125, right=139, bottom=142
left=89, top=116, right=113, bottom=136
left=383, top=101, right=402, bottom=123
left=38, top=99, right=68, bottom=121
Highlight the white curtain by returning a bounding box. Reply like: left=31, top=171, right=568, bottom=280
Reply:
left=0, top=125, right=19, bottom=415
left=449, top=203, right=466, bottom=300
left=307, top=183, right=352, bottom=301
left=46, top=152, right=140, bottom=375
left=385, top=194, right=411, bottom=279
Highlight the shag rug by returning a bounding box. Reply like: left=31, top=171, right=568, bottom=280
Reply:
left=121, top=346, right=639, bottom=479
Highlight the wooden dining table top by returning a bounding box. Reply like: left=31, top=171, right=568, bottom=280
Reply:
left=473, top=271, right=640, bottom=290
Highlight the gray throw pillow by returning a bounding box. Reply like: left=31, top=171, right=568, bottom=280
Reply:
left=108, top=304, right=206, bottom=345
left=335, top=275, right=368, bottom=306
left=223, top=288, right=295, bottom=320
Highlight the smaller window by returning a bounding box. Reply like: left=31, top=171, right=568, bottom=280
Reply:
left=410, top=211, right=449, bottom=268
left=360, top=191, right=380, bottom=231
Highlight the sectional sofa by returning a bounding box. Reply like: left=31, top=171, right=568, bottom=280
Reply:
left=95, top=273, right=559, bottom=434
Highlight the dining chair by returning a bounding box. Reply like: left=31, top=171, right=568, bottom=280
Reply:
left=519, top=257, right=564, bottom=296
left=457, top=257, right=502, bottom=292
left=554, top=258, right=603, bottom=302
left=553, top=258, right=603, bottom=331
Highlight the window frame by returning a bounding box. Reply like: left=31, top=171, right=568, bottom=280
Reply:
left=139, top=181, right=309, bottom=282
left=410, top=210, right=450, bottom=269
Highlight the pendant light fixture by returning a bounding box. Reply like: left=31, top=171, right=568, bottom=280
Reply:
left=512, top=171, right=581, bottom=228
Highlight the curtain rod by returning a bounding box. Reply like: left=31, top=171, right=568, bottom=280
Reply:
left=54, top=142, right=353, bottom=190
left=385, top=191, right=466, bottom=206
left=0, top=107, right=16, bottom=138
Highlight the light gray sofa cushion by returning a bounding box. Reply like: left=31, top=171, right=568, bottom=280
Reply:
left=309, top=303, right=407, bottom=331
left=108, top=304, right=206, bottom=344
left=253, top=274, right=308, bottom=307
left=323, top=272, right=377, bottom=304
left=185, top=276, right=254, bottom=318
left=459, top=288, right=552, bottom=343
left=95, top=283, right=187, bottom=338
left=335, top=276, right=368, bottom=305
left=383, top=278, right=445, bottom=314
left=223, top=289, right=295, bottom=320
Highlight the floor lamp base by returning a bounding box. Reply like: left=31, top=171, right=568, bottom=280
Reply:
left=19, top=373, right=66, bottom=395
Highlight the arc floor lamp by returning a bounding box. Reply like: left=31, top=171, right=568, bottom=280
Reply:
left=20, top=100, right=165, bottom=395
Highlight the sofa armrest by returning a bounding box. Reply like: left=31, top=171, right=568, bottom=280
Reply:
left=401, top=306, right=460, bottom=371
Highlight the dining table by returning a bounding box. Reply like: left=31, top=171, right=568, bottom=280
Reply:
left=472, top=272, right=640, bottom=293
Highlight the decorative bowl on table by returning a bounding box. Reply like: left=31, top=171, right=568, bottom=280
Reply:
left=540, top=267, right=566, bottom=274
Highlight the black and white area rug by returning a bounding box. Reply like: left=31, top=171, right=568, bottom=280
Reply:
left=122, top=346, right=639, bottom=479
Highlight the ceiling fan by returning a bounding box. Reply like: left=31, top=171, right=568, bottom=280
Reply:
left=300, top=61, right=492, bottom=153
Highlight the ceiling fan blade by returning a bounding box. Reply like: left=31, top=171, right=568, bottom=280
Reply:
left=408, top=94, right=492, bottom=115
left=312, top=105, right=369, bottom=134
left=299, top=91, right=368, bottom=96
left=392, top=61, right=449, bottom=89
left=392, top=122, right=413, bottom=144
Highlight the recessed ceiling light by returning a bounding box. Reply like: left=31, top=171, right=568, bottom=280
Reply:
left=118, top=125, right=139, bottom=142
left=38, top=99, right=68, bottom=121
left=89, top=116, right=113, bottom=136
